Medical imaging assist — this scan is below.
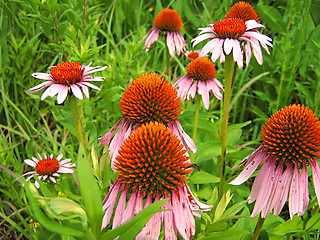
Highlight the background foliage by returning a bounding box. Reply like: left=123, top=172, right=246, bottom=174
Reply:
left=1, top=0, right=320, bottom=239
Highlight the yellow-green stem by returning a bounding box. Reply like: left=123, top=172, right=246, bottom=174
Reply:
left=190, top=94, right=201, bottom=163
left=166, top=45, right=171, bottom=82
left=69, top=96, right=92, bottom=166
left=218, top=54, right=234, bottom=200
left=251, top=215, right=265, bottom=240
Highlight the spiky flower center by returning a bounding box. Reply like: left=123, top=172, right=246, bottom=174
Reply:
left=213, top=18, right=247, bottom=39
left=225, top=1, right=260, bottom=23
left=50, top=62, right=84, bottom=85
left=120, top=72, right=182, bottom=125
left=186, top=57, right=216, bottom=82
left=261, top=104, right=320, bottom=164
left=36, top=158, right=59, bottom=175
left=115, top=122, right=192, bottom=196
left=153, top=8, right=183, bottom=32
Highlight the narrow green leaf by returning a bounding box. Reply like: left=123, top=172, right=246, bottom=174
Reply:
left=305, top=213, right=320, bottom=231
left=214, top=190, right=233, bottom=222
left=190, top=171, right=220, bottom=184
left=219, top=200, right=247, bottom=221
left=269, top=216, right=304, bottom=235
left=77, top=143, right=102, bottom=237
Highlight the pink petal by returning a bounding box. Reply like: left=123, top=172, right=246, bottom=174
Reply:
left=98, top=116, right=125, bottom=147
left=197, top=81, right=210, bottom=110
left=112, top=188, right=128, bottom=229
left=70, top=84, right=83, bottom=100
left=121, top=190, right=137, bottom=225
left=223, top=38, right=233, bottom=55
left=310, top=159, right=320, bottom=205
left=57, top=167, right=74, bottom=173
left=31, top=72, right=53, bottom=80
left=289, top=163, right=301, bottom=219
left=163, top=195, right=178, bottom=239
left=24, top=159, right=37, bottom=167
left=28, top=80, right=54, bottom=93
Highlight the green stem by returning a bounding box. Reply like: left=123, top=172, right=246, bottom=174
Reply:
left=69, top=96, right=92, bottom=166
left=190, top=94, right=201, bottom=164
left=218, top=54, right=234, bottom=200
left=251, top=215, right=265, bottom=240
left=166, top=45, right=171, bottom=82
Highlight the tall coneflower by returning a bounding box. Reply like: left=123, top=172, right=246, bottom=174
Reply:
left=140, top=8, right=187, bottom=57
left=101, top=122, right=212, bottom=239
left=98, top=72, right=196, bottom=169
left=230, top=104, right=320, bottom=219
left=225, top=1, right=260, bottom=23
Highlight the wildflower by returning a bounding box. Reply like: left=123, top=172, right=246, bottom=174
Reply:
left=174, top=57, right=223, bottom=109
left=225, top=1, right=260, bottom=22
left=192, top=18, right=272, bottom=68
left=17, top=153, right=75, bottom=189
left=230, top=104, right=320, bottom=219
left=101, top=122, right=212, bottom=239
left=28, top=62, right=108, bottom=104
left=140, top=8, right=187, bottom=57
left=184, top=50, right=207, bottom=60
left=98, top=72, right=196, bottom=170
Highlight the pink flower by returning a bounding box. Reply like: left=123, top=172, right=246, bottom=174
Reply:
left=140, top=8, right=187, bottom=57
left=174, top=57, right=223, bottom=110
left=98, top=73, right=196, bottom=170
left=101, top=122, right=212, bottom=239
left=230, top=104, right=320, bottom=219
left=28, top=61, right=108, bottom=104
left=192, top=18, right=273, bottom=68
left=17, top=153, right=75, bottom=189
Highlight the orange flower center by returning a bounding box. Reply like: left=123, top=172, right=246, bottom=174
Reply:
left=213, top=18, right=247, bottom=39
left=261, top=104, right=320, bottom=164
left=187, top=52, right=200, bottom=60
left=115, top=122, right=192, bottom=196
left=153, top=8, right=183, bottom=32
left=35, top=158, right=59, bottom=175
left=225, top=1, right=260, bottom=23
left=50, top=62, right=84, bottom=85
left=186, top=57, right=217, bottom=82
left=120, top=72, right=182, bottom=125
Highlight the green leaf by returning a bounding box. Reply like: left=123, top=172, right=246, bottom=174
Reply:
left=101, top=199, right=168, bottom=239
left=190, top=171, right=220, bottom=184
left=256, top=5, right=286, bottom=34
left=269, top=216, right=304, bottom=235
left=203, top=230, right=249, bottom=240
left=305, top=213, right=320, bottom=231
left=77, top=143, right=102, bottom=238
left=24, top=183, right=84, bottom=237
left=219, top=200, right=247, bottom=221
left=214, top=190, right=233, bottom=222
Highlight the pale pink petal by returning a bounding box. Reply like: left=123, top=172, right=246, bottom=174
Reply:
left=98, top=116, right=125, bottom=147
left=56, top=154, right=63, bottom=161
left=197, top=81, right=210, bottom=110
left=28, top=81, right=54, bottom=93
left=35, top=180, right=40, bottom=189
left=174, top=120, right=197, bottom=153
left=31, top=157, right=39, bottom=163
left=49, top=176, right=56, bottom=183
left=250, top=158, right=276, bottom=217
left=78, top=84, right=89, bottom=98
left=121, top=190, right=137, bottom=225
left=167, top=32, right=175, bottom=57
left=230, top=150, right=266, bottom=185
left=31, top=72, right=53, bottom=80
left=301, top=163, right=309, bottom=214
left=24, top=159, right=37, bottom=167
left=223, top=38, right=233, bottom=55
left=163, top=195, right=178, bottom=240
left=59, top=158, right=71, bottom=165
left=245, top=20, right=265, bottom=30
left=57, top=167, right=74, bottom=174
left=80, top=81, right=101, bottom=91
left=310, top=159, right=320, bottom=205
left=112, top=188, right=128, bottom=229
left=289, top=163, right=301, bottom=219
left=56, top=86, right=69, bottom=104
left=192, top=33, right=216, bottom=47
left=70, top=84, right=83, bottom=100
left=187, top=81, right=198, bottom=100
left=171, top=191, right=189, bottom=240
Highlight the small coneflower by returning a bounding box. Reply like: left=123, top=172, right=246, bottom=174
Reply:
left=230, top=104, right=320, bottom=219
left=28, top=62, right=108, bottom=104
left=17, top=153, right=75, bottom=189
left=140, top=8, right=187, bottom=57
left=98, top=72, right=196, bottom=169
left=225, top=1, right=260, bottom=22
left=101, top=122, right=212, bottom=239
left=184, top=50, right=207, bottom=60
left=174, top=57, right=223, bottom=110
left=192, top=17, right=272, bottom=68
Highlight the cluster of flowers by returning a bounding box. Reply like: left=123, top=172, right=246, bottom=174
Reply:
left=19, top=1, right=320, bottom=239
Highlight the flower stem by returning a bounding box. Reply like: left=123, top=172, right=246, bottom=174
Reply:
left=69, top=96, right=92, bottom=166
left=218, top=54, right=234, bottom=200
left=251, top=215, right=265, bottom=240
left=166, top=45, right=171, bottom=82
left=190, top=94, right=201, bottom=163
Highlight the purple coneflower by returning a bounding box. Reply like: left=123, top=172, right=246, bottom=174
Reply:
left=174, top=57, right=223, bottom=110
left=225, top=1, right=260, bottom=23
left=192, top=17, right=272, bottom=68
left=28, top=61, right=108, bottom=104
left=184, top=50, right=207, bottom=60
left=230, top=104, right=320, bottom=219
left=101, top=122, right=212, bottom=239
left=140, top=8, right=187, bottom=57
left=98, top=72, right=196, bottom=170
left=17, top=153, right=75, bottom=189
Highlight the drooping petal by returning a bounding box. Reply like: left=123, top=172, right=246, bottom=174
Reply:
left=310, top=158, right=320, bottom=205
left=70, top=84, right=83, bottom=100
left=112, top=188, right=128, bottom=229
